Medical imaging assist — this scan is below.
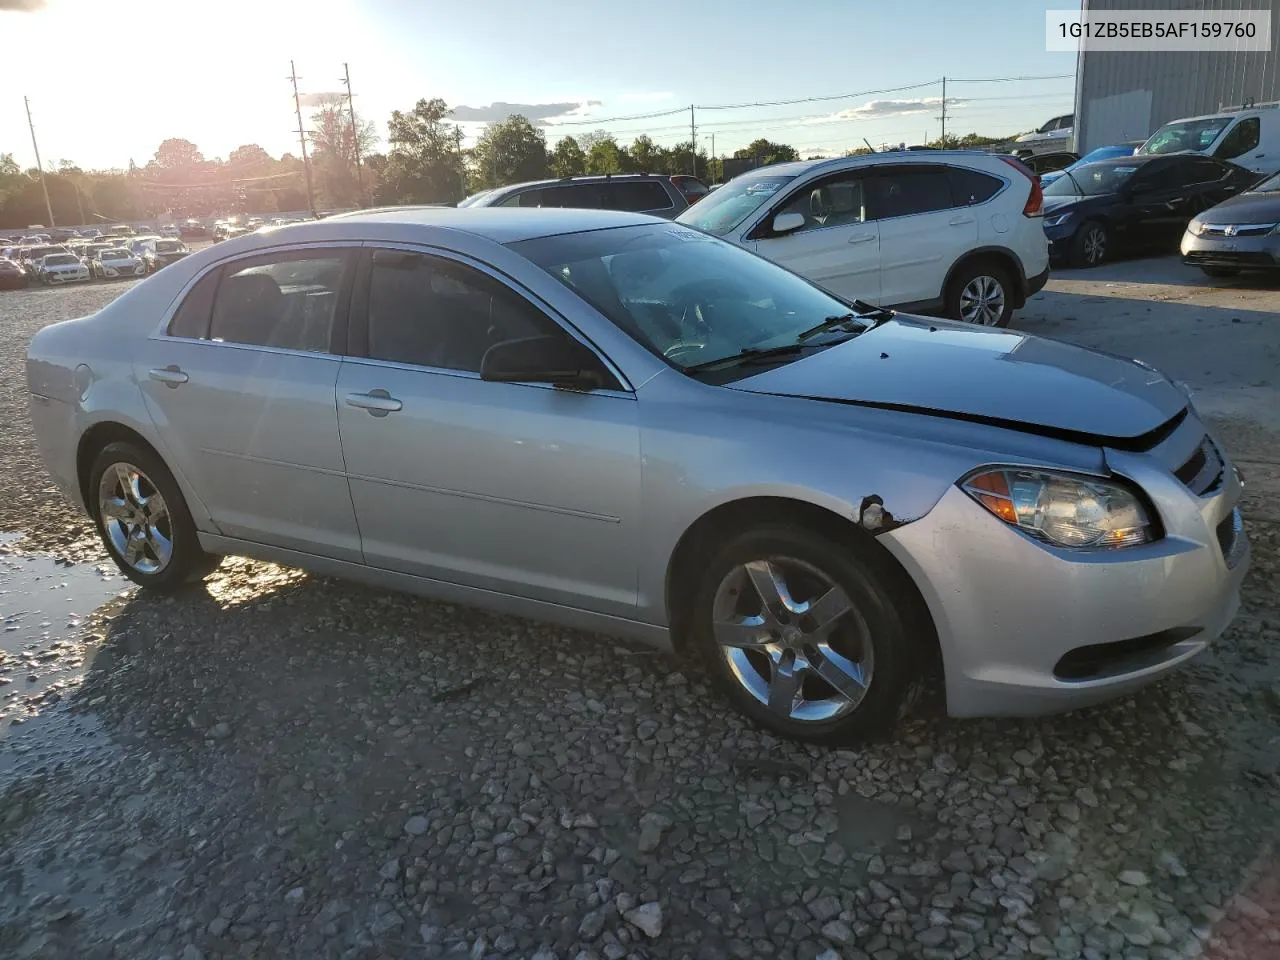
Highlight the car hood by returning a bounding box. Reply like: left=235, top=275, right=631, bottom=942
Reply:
left=729, top=316, right=1187, bottom=447
left=1197, top=190, right=1280, bottom=224
left=1042, top=194, right=1113, bottom=217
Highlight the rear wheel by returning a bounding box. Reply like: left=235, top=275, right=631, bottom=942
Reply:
left=689, top=524, right=919, bottom=744
left=945, top=260, right=1014, bottom=327
left=89, top=441, right=219, bottom=590
left=1070, top=221, right=1108, bottom=268
left=1200, top=266, right=1240, bottom=279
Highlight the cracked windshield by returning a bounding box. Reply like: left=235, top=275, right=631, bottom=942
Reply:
left=0, top=1, right=1277, bottom=959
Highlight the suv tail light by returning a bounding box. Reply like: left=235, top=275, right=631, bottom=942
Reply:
left=998, top=155, right=1043, bottom=217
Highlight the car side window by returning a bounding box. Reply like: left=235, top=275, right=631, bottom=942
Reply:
left=1188, top=158, right=1227, bottom=183
left=365, top=250, right=562, bottom=373
left=772, top=175, right=867, bottom=233
left=209, top=252, right=349, bottom=353
left=606, top=181, right=675, bottom=212
left=1130, top=162, right=1180, bottom=192
left=167, top=268, right=221, bottom=339
left=1215, top=118, right=1260, bottom=160
left=868, top=167, right=952, bottom=218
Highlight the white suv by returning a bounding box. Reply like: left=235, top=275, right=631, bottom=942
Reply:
left=676, top=152, right=1049, bottom=327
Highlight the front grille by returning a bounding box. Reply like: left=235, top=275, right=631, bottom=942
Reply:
left=1174, top=436, right=1224, bottom=495
left=1200, top=223, right=1277, bottom=238
left=1185, top=250, right=1276, bottom=267
left=1054, top=627, right=1199, bottom=681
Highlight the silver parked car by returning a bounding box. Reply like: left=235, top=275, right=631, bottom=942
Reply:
left=26, top=207, right=1249, bottom=742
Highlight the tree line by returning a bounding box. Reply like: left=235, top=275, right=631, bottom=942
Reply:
left=0, top=94, right=1007, bottom=228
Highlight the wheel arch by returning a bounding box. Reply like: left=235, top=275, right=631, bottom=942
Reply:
left=663, top=496, right=941, bottom=671
left=76, top=422, right=168, bottom=514
left=942, top=246, right=1028, bottom=308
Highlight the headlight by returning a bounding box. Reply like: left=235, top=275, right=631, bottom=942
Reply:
left=961, top=467, right=1156, bottom=548
left=1042, top=212, right=1073, bottom=228
left=1187, top=219, right=1207, bottom=236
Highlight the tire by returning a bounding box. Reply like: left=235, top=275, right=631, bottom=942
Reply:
left=689, top=523, right=919, bottom=744
left=1200, top=266, right=1240, bottom=279
left=1069, top=221, right=1108, bottom=268
left=945, top=260, right=1015, bottom=327
left=88, top=441, right=219, bottom=590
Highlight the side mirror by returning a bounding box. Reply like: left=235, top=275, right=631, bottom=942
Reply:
left=480, top=335, right=604, bottom=390
left=771, top=212, right=806, bottom=235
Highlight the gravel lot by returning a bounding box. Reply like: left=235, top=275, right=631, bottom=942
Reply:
left=1, top=259, right=1278, bottom=960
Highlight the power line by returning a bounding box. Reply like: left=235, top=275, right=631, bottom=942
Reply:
left=342, top=63, right=366, bottom=207
left=698, top=79, right=938, bottom=112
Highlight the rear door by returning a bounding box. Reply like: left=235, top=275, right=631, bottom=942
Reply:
left=1127, top=159, right=1197, bottom=246
left=134, top=245, right=363, bottom=560
left=748, top=170, right=881, bottom=302
left=867, top=164, right=976, bottom=307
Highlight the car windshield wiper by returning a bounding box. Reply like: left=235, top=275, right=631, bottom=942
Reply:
left=797, top=300, right=894, bottom=341
left=682, top=343, right=811, bottom=373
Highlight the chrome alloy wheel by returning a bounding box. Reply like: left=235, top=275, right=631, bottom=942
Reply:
left=97, top=462, right=173, bottom=575
left=959, top=274, right=1006, bottom=325
left=1081, top=224, right=1107, bottom=265
left=711, top=557, right=874, bottom=723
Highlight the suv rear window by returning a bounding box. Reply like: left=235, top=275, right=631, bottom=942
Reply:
left=947, top=167, right=1004, bottom=205
left=602, top=180, right=673, bottom=212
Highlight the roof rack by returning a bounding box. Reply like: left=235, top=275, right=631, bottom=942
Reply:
left=1217, top=98, right=1280, bottom=112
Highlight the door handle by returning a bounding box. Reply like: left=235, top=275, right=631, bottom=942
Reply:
left=148, top=365, right=188, bottom=387
left=847, top=233, right=876, bottom=245
left=949, top=215, right=976, bottom=226
left=345, top=389, right=403, bottom=416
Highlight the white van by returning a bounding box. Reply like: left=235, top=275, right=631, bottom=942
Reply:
left=1138, top=103, right=1280, bottom=174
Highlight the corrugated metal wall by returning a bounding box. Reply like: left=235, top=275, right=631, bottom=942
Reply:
left=1076, top=0, right=1280, bottom=151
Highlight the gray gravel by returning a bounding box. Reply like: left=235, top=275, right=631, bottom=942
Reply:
left=2, top=274, right=1279, bottom=960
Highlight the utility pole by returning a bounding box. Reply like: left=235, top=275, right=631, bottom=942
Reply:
left=24, top=97, right=56, bottom=228
left=341, top=62, right=365, bottom=206
left=939, top=76, right=948, bottom=145
left=710, top=133, right=716, bottom=182
left=289, top=60, right=317, bottom=218
left=689, top=104, right=697, bottom=176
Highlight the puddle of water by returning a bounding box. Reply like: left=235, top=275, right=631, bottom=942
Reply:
left=0, top=534, right=133, bottom=745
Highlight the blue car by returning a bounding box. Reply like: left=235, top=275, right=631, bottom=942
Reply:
left=1040, top=142, right=1144, bottom=188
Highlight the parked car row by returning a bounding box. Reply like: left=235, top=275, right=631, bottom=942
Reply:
left=0, top=233, right=191, bottom=288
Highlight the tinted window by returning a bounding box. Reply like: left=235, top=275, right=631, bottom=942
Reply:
left=365, top=250, right=558, bottom=372
left=773, top=175, right=867, bottom=232
left=676, top=179, right=709, bottom=199
left=1132, top=161, right=1185, bottom=191
left=168, top=268, right=220, bottom=339
left=1058, top=115, right=1074, bottom=129
left=869, top=168, right=952, bottom=218
left=1215, top=118, right=1260, bottom=160
left=1188, top=158, right=1227, bottom=183
left=209, top=253, right=347, bottom=352
left=602, top=181, right=674, bottom=212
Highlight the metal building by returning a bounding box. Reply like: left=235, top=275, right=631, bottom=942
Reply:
left=1074, top=0, right=1280, bottom=152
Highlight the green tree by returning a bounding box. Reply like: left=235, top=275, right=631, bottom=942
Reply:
left=381, top=97, right=465, bottom=205
left=627, top=135, right=662, bottom=173
left=228, top=144, right=274, bottom=171
left=470, top=115, right=548, bottom=189
left=309, top=96, right=378, bottom=208
left=733, top=138, right=800, bottom=166
left=151, top=138, right=204, bottom=170
left=585, top=134, right=624, bottom=174
left=549, top=136, right=586, bottom=177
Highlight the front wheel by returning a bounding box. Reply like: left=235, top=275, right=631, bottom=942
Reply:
left=946, top=261, right=1014, bottom=327
left=689, top=524, right=919, bottom=744
left=1070, top=221, right=1108, bottom=268
left=89, top=441, right=220, bottom=590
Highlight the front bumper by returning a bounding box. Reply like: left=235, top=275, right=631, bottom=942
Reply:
left=879, top=424, right=1249, bottom=718
left=45, top=271, right=90, bottom=283
left=101, top=265, right=145, bottom=278
left=1044, top=221, right=1077, bottom=259
left=1181, top=230, right=1280, bottom=270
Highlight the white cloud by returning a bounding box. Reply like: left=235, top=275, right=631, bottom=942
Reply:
left=804, top=97, right=969, bottom=124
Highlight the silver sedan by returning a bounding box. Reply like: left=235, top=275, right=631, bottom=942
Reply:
left=26, top=207, right=1249, bottom=742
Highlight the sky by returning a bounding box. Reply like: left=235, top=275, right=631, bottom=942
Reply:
left=0, top=0, right=1079, bottom=171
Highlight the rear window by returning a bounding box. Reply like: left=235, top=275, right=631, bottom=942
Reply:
left=602, top=180, right=674, bottom=212
left=869, top=168, right=953, bottom=218
left=947, top=167, right=1004, bottom=205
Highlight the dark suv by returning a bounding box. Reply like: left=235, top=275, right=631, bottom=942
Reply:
left=459, top=174, right=688, bottom=218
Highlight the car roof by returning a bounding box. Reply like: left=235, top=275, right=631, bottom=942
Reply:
left=322, top=205, right=658, bottom=243
left=731, top=150, right=1013, bottom=180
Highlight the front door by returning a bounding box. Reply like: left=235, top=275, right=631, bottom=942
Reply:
left=336, top=247, right=641, bottom=616
left=750, top=172, right=881, bottom=303
left=134, top=246, right=362, bottom=561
